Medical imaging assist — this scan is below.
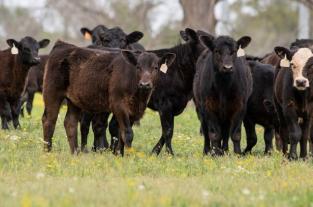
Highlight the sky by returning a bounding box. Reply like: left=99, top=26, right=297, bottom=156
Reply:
left=1, top=0, right=235, bottom=35
left=2, top=0, right=184, bottom=33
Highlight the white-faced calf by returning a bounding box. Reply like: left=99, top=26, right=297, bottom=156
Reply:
left=274, top=47, right=313, bottom=159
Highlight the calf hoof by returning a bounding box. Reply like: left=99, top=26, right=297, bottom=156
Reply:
left=113, top=149, right=123, bottom=156
left=110, top=137, right=118, bottom=151
left=125, top=141, right=132, bottom=148
left=81, top=147, right=89, bottom=153
left=264, top=149, right=272, bottom=156
left=210, top=147, right=224, bottom=156
left=71, top=149, right=80, bottom=155
left=151, top=144, right=162, bottom=155
left=98, top=147, right=109, bottom=154
left=233, top=147, right=241, bottom=155
left=243, top=148, right=252, bottom=156
left=299, top=153, right=307, bottom=159
left=288, top=152, right=298, bottom=161
left=165, top=147, right=174, bottom=156
left=43, top=143, right=52, bottom=152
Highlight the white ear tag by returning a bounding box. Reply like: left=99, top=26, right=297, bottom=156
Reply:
left=11, top=44, right=18, bottom=55
left=237, top=46, right=245, bottom=57
left=160, top=63, right=168, bottom=74
left=280, top=55, right=290, bottom=67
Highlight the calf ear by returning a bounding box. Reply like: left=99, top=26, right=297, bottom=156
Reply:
left=274, top=46, right=292, bottom=60
left=122, top=50, right=137, bottom=66
left=237, top=36, right=251, bottom=49
left=159, top=53, right=176, bottom=68
left=80, top=27, right=92, bottom=40
left=126, top=31, right=144, bottom=44
left=7, top=39, right=20, bottom=49
left=180, top=30, right=189, bottom=41
left=185, top=28, right=198, bottom=43
left=39, top=39, right=50, bottom=48
left=200, top=35, right=214, bottom=51
left=197, top=30, right=214, bottom=39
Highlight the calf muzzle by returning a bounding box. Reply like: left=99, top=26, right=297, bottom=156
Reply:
left=295, top=79, right=309, bottom=90
left=138, top=81, right=152, bottom=90
left=30, top=57, right=41, bottom=65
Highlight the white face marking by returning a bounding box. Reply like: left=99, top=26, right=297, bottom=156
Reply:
left=290, top=48, right=312, bottom=90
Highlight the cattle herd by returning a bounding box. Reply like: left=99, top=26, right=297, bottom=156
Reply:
left=1, top=25, right=313, bottom=160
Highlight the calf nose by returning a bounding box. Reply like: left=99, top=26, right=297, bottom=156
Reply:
left=31, top=57, right=40, bottom=64
left=139, top=81, right=152, bottom=89
left=296, top=79, right=307, bottom=88
left=222, top=64, right=233, bottom=72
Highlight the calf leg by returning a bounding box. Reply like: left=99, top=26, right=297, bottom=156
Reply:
left=92, top=113, right=110, bottom=151
left=284, top=109, right=301, bottom=160
left=274, top=131, right=282, bottom=152
left=275, top=101, right=290, bottom=154
left=26, top=91, right=35, bottom=116
left=264, top=128, right=274, bottom=154
left=310, top=126, right=313, bottom=156
left=1, top=115, right=8, bottom=129
left=210, top=130, right=223, bottom=156
left=201, top=118, right=210, bottom=155
left=19, top=91, right=27, bottom=118
left=42, top=97, right=63, bottom=152
left=230, top=116, right=244, bottom=154
left=300, top=119, right=310, bottom=158
left=64, top=101, right=81, bottom=154
left=109, top=115, right=119, bottom=151
left=0, top=100, right=10, bottom=129
left=80, top=112, right=93, bottom=152
left=152, top=111, right=174, bottom=155
left=113, top=106, right=133, bottom=155
left=243, top=120, right=257, bottom=154
left=8, top=99, right=21, bottom=129
left=231, top=127, right=241, bottom=154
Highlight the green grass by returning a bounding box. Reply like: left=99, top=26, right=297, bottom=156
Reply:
left=1, top=94, right=313, bottom=207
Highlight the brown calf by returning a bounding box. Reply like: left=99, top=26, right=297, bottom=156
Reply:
left=42, top=41, right=175, bottom=154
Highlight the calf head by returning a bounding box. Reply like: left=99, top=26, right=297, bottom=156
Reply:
left=121, top=51, right=176, bottom=90
left=180, top=28, right=209, bottom=57
left=180, top=29, right=214, bottom=43
left=80, top=25, right=108, bottom=45
left=200, top=35, right=251, bottom=73
left=7, top=36, right=50, bottom=66
left=290, top=39, right=313, bottom=50
left=275, top=47, right=313, bottom=90
left=82, top=26, right=143, bottom=49
left=99, top=27, right=143, bottom=49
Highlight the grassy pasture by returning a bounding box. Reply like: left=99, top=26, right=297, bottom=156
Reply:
left=0, top=94, right=313, bottom=207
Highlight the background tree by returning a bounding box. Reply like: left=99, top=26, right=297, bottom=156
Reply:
left=179, top=0, right=219, bottom=34
left=228, top=0, right=298, bottom=55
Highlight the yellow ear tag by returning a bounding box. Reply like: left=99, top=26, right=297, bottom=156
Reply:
left=160, top=63, right=168, bottom=74
left=84, top=32, right=92, bottom=40
left=11, top=44, right=18, bottom=55
left=237, top=46, right=245, bottom=57
left=280, top=55, right=290, bottom=67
